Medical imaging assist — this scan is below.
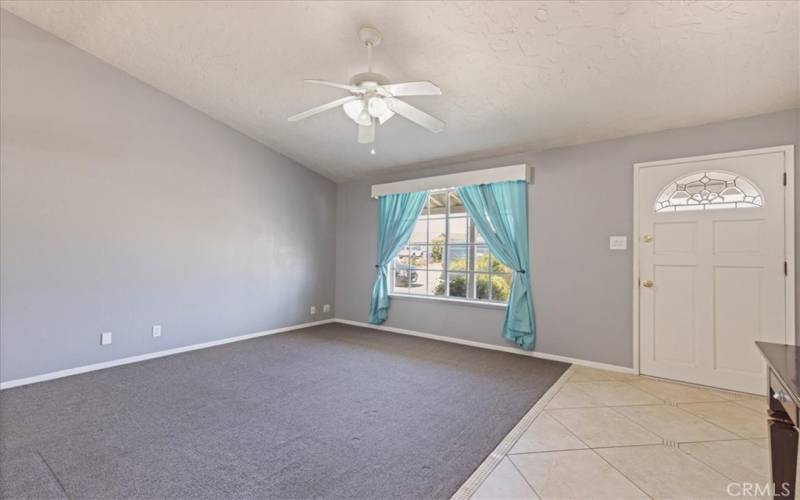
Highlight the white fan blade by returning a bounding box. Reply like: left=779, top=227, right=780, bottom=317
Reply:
left=358, top=121, right=375, bottom=144
left=378, top=110, right=395, bottom=125
left=379, top=81, right=441, bottom=96
left=385, top=97, right=444, bottom=133
left=305, top=79, right=362, bottom=93
left=288, top=95, right=359, bottom=122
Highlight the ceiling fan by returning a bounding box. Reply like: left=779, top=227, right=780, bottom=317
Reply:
left=288, top=27, right=444, bottom=155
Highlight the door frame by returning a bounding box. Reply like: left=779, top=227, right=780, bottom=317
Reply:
left=632, top=145, right=795, bottom=375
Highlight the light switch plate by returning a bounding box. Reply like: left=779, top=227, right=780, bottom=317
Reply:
left=101, top=332, right=113, bottom=345
left=609, top=236, right=627, bottom=250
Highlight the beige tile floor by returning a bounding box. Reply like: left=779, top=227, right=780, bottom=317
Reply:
left=470, top=366, right=789, bottom=500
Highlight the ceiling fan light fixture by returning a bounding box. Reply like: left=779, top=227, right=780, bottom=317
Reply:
left=344, top=99, right=392, bottom=126
left=343, top=100, right=371, bottom=126
left=367, top=97, right=388, bottom=118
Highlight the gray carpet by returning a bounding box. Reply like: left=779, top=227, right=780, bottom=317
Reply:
left=1, top=323, right=568, bottom=499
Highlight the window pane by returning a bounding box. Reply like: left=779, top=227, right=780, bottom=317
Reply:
left=428, top=255, right=444, bottom=278
left=429, top=192, right=447, bottom=218
left=396, top=248, right=411, bottom=267
left=449, top=191, right=466, bottom=215
left=448, top=217, right=468, bottom=243
left=466, top=218, right=478, bottom=244
left=475, top=245, right=491, bottom=271
left=447, top=245, right=468, bottom=271
left=409, top=245, right=427, bottom=269
left=391, top=277, right=408, bottom=294
left=409, top=218, right=427, bottom=245
left=409, top=270, right=427, bottom=295
left=448, top=272, right=467, bottom=298
left=492, top=254, right=513, bottom=273
left=474, top=224, right=485, bottom=244
left=392, top=255, right=411, bottom=294
left=654, top=170, right=763, bottom=213
left=432, top=270, right=446, bottom=296
left=476, top=273, right=491, bottom=300
left=466, top=272, right=477, bottom=300
left=492, top=274, right=513, bottom=302
left=429, top=218, right=445, bottom=247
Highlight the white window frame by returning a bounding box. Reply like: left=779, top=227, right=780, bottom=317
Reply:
left=389, top=188, right=511, bottom=308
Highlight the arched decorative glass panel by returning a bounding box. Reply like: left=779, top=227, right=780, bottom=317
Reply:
left=654, top=171, right=763, bottom=213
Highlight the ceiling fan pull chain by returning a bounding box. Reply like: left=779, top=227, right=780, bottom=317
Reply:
left=370, top=117, right=377, bottom=155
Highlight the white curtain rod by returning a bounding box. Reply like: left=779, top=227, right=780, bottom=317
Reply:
left=370, top=164, right=530, bottom=198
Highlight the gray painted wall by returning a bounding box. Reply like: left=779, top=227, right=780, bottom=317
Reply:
left=0, top=13, right=337, bottom=383
left=336, top=109, right=800, bottom=368
left=2, top=11, right=797, bottom=382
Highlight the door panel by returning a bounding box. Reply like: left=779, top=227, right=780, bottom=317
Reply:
left=654, top=222, right=697, bottom=254
left=638, top=148, right=792, bottom=394
left=713, top=220, right=763, bottom=255
left=653, top=265, right=697, bottom=365
left=713, top=266, right=762, bottom=374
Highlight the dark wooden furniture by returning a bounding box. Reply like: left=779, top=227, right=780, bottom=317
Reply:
left=757, top=342, right=799, bottom=499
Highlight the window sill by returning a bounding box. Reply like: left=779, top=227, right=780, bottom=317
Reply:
left=388, top=293, right=508, bottom=310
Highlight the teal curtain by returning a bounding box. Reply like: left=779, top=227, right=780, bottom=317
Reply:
left=368, top=191, right=428, bottom=324
left=457, top=181, right=535, bottom=350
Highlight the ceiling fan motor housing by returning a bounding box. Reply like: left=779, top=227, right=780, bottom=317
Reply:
left=349, top=72, right=389, bottom=87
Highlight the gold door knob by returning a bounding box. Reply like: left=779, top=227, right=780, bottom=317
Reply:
left=641, top=279, right=654, bottom=288
left=643, top=234, right=654, bottom=243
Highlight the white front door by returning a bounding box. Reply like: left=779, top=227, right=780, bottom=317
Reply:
left=637, top=147, right=794, bottom=394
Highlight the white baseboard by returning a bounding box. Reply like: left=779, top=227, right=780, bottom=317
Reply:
left=1, top=316, right=633, bottom=390
left=0, top=319, right=335, bottom=390
left=333, top=318, right=636, bottom=374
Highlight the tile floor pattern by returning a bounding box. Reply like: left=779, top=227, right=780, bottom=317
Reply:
left=470, top=366, right=793, bottom=499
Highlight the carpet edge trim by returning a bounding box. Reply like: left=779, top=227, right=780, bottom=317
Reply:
left=0, top=319, right=336, bottom=390
left=450, top=364, right=577, bottom=500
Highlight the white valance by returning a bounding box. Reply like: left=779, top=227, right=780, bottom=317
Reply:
left=370, top=164, right=530, bottom=198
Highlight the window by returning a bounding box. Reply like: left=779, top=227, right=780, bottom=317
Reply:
left=654, top=171, right=763, bottom=213
left=391, top=189, right=511, bottom=304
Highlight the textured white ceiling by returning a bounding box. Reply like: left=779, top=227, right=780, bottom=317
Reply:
left=2, top=1, right=798, bottom=181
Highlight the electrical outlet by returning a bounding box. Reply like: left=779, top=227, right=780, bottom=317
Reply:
left=310, top=306, right=317, bottom=315
left=323, top=304, right=330, bottom=313
left=100, top=332, right=113, bottom=345
left=152, top=325, right=162, bottom=337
